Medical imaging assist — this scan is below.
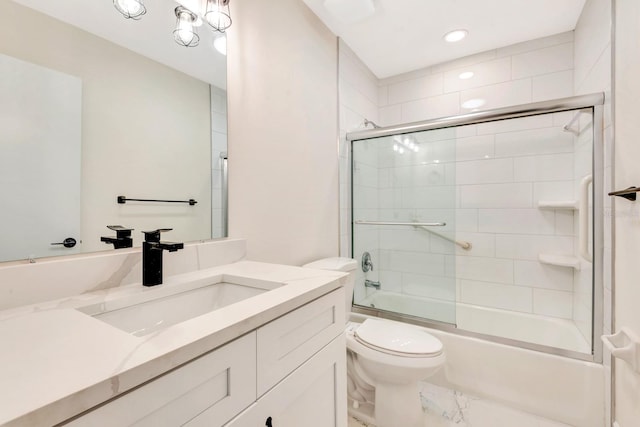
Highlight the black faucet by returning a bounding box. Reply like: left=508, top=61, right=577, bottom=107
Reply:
left=142, top=229, right=184, bottom=286
left=100, top=225, right=134, bottom=249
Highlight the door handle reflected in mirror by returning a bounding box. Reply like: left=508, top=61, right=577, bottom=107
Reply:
left=50, top=237, right=77, bottom=248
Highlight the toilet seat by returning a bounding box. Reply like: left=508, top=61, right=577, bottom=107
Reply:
left=354, top=318, right=443, bottom=358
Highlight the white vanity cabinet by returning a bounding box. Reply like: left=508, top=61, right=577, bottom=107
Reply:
left=61, top=288, right=346, bottom=427
left=222, top=334, right=347, bottom=427
left=199, top=289, right=347, bottom=427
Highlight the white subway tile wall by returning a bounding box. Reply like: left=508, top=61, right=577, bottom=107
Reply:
left=360, top=112, right=588, bottom=321
left=343, top=29, right=604, bottom=344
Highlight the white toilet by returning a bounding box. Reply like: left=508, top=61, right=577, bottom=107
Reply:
left=303, top=258, right=445, bottom=427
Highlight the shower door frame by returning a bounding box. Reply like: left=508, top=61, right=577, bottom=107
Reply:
left=347, top=93, right=605, bottom=363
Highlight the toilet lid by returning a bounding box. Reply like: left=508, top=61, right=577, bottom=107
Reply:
left=354, top=319, right=443, bottom=357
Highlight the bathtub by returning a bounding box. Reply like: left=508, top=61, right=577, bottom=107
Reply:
left=358, top=290, right=591, bottom=355
left=350, top=292, right=605, bottom=427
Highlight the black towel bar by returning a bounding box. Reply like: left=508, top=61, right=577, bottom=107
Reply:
left=117, top=196, right=198, bottom=205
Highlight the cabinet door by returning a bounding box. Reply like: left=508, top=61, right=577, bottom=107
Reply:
left=64, top=332, right=256, bottom=427
left=256, top=288, right=345, bottom=396
left=223, top=334, right=347, bottom=427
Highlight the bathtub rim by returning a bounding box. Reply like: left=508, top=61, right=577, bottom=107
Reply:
left=351, top=304, right=597, bottom=362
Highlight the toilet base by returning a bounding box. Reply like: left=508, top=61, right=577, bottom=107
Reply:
left=347, top=398, right=376, bottom=426
left=374, top=381, right=424, bottom=427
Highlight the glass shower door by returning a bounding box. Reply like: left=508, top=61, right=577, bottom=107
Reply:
left=351, top=128, right=458, bottom=324
left=351, top=105, right=599, bottom=358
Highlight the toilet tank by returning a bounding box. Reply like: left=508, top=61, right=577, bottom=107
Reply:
left=302, top=257, right=358, bottom=315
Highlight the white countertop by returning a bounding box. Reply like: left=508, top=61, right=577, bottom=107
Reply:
left=0, top=261, right=346, bottom=426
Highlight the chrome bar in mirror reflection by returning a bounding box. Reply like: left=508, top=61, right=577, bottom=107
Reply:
left=220, top=152, right=228, bottom=237
left=354, top=220, right=446, bottom=227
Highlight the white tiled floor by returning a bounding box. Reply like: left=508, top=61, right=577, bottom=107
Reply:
left=346, top=383, right=574, bottom=427
left=348, top=416, right=369, bottom=427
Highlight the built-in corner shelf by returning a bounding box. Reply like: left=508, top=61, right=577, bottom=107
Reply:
left=537, top=200, right=578, bottom=210
left=538, top=254, right=581, bottom=270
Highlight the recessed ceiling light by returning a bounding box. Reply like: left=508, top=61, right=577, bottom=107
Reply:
left=462, top=98, right=486, bottom=109
left=444, top=29, right=468, bottom=43
left=458, top=71, right=474, bottom=80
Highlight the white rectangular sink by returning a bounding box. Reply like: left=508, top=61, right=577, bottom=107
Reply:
left=78, top=276, right=281, bottom=337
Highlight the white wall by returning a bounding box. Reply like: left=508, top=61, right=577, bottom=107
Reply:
left=613, top=0, right=640, bottom=424
left=227, top=0, right=339, bottom=266
left=0, top=2, right=212, bottom=253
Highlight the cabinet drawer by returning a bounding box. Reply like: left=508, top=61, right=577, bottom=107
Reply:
left=64, top=332, right=256, bottom=427
left=256, top=288, right=345, bottom=396
left=224, top=334, right=347, bottom=427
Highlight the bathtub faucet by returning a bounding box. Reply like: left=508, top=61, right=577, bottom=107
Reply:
left=365, top=279, right=381, bottom=290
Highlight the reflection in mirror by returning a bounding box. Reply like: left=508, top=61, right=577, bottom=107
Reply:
left=0, top=0, right=227, bottom=263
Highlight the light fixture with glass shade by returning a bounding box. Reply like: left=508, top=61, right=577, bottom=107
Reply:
left=112, top=0, right=233, bottom=48
left=205, top=0, right=232, bottom=32
left=174, top=6, right=200, bottom=47
left=113, top=0, right=146, bottom=20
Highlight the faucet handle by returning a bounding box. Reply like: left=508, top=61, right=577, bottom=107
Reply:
left=107, top=225, right=133, bottom=231
left=142, top=228, right=173, bottom=242
left=107, top=225, right=133, bottom=238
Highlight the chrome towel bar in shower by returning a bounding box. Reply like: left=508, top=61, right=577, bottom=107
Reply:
left=355, top=220, right=446, bottom=227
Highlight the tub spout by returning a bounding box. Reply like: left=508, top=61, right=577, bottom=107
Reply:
left=365, top=279, right=381, bottom=290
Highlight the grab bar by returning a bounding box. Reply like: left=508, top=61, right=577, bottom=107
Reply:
left=563, top=111, right=583, bottom=136
left=355, top=220, right=446, bottom=227
left=415, top=225, right=472, bottom=250
left=579, top=174, right=592, bottom=262
left=355, top=220, right=471, bottom=250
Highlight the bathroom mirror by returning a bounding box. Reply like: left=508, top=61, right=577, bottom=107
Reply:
left=0, top=0, right=227, bottom=263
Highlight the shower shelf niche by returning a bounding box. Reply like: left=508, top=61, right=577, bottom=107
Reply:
left=537, top=200, right=578, bottom=210
left=538, top=254, right=581, bottom=270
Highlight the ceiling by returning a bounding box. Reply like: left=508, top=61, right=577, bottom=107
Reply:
left=11, top=0, right=227, bottom=89
left=303, top=0, right=587, bottom=79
